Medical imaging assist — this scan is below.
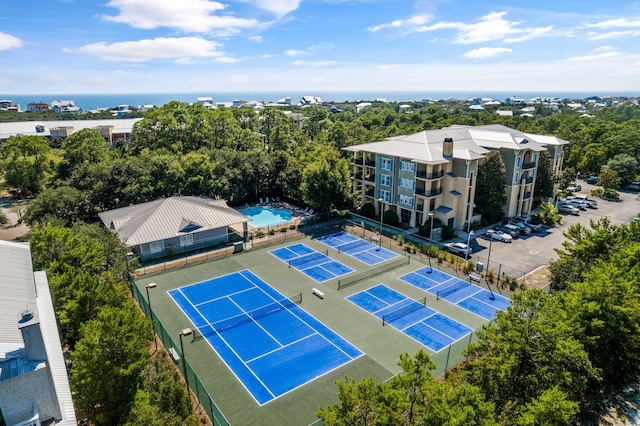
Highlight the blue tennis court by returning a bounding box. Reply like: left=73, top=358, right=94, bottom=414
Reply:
left=269, top=243, right=354, bottom=282
left=168, top=270, right=363, bottom=405
left=346, top=284, right=473, bottom=352
left=317, top=231, right=399, bottom=265
left=399, top=267, right=511, bottom=320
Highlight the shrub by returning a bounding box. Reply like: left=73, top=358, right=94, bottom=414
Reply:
left=604, top=188, right=619, bottom=199
left=255, top=231, right=265, bottom=238
left=269, top=229, right=275, bottom=236
left=359, top=202, right=376, bottom=219
left=395, top=234, right=405, bottom=246
left=383, top=209, right=399, bottom=227
left=289, top=224, right=296, bottom=230
left=487, top=271, right=495, bottom=284
left=280, top=227, right=287, bottom=233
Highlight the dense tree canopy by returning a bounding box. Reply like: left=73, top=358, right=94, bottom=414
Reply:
left=475, top=150, right=508, bottom=223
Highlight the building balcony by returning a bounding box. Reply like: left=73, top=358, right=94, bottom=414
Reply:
left=415, top=187, right=443, bottom=197
left=523, top=192, right=532, bottom=200
left=416, top=170, right=444, bottom=180
left=364, top=174, right=376, bottom=183
left=365, top=159, right=376, bottom=167
left=365, top=188, right=374, bottom=197
left=354, top=172, right=363, bottom=180
left=524, top=176, right=534, bottom=185
left=353, top=158, right=363, bottom=165
left=416, top=204, right=424, bottom=212
left=522, top=161, right=536, bottom=170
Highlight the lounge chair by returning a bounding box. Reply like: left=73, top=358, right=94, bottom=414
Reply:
left=266, top=197, right=270, bottom=203
left=308, top=209, right=314, bottom=215
left=259, top=198, right=263, bottom=204
left=302, top=207, right=309, bottom=214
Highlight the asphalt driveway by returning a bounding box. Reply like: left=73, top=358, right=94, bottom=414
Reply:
left=454, top=183, right=639, bottom=275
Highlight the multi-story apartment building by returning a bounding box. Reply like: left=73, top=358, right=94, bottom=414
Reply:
left=345, top=124, right=568, bottom=229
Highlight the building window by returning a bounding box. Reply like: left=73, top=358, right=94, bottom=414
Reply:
left=398, top=194, right=414, bottom=206
left=531, top=169, right=535, bottom=178
left=149, top=241, right=164, bottom=254
left=379, top=189, right=391, bottom=203
left=400, top=160, right=415, bottom=172
left=534, top=153, right=538, bottom=163
left=515, top=171, right=520, bottom=184
left=180, top=234, right=194, bottom=247
left=380, top=157, right=393, bottom=171
left=380, top=174, right=392, bottom=187
left=517, top=156, right=522, bottom=167
left=399, top=178, right=414, bottom=189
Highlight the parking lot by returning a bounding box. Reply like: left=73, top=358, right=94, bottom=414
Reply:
left=461, top=182, right=639, bottom=276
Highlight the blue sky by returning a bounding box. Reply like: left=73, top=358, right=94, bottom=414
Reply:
left=1, top=0, right=640, bottom=94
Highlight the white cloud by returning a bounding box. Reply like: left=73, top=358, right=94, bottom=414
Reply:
left=285, top=49, right=308, bottom=56
left=214, top=56, right=241, bottom=63
left=249, top=0, right=301, bottom=17
left=368, top=14, right=432, bottom=32
left=462, top=47, right=512, bottom=59
left=505, top=26, right=553, bottom=43
left=103, top=0, right=258, bottom=34
left=0, top=32, right=23, bottom=50
left=564, top=47, right=622, bottom=62
left=292, top=60, right=336, bottom=66
left=588, top=29, right=640, bottom=40
left=261, top=54, right=273, bottom=58
left=372, top=11, right=552, bottom=45
left=77, top=37, right=225, bottom=62
left=249, top=35, right=263, bottom=42
left=587, top=17, right=640, bottom=29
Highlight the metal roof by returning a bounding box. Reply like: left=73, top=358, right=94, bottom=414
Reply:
left=98, top=196, right=249, bottom=246
left=0, top=118, right=142, bottom=140
left=0, top=241, right=76, bottom=425
left=345, top=124, right=558, bottom=164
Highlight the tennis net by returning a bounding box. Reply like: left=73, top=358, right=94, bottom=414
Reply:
left=338, top=254, right=409, bottom=290
left=382, top=297, right=427, bottom=326
left=337, top=239, right=371, bottom=254
left=436, top=281, right=469, bottom=301
left=288, top=250, right=329, bottom=268
left=199, top=292, right=303, bottom=336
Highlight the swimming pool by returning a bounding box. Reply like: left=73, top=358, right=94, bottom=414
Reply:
left=239, top=206, right=294, bottom=228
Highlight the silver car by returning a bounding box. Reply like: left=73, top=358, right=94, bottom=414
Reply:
left=485, top=229, right=513, bottom=242
left=558, top=204, right=580, bottom=215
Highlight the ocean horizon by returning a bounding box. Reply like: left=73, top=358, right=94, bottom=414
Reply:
left=2, top=91, right=640, bottom=112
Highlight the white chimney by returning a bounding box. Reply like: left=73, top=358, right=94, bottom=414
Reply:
left=18, top=309, right=47, bottom=361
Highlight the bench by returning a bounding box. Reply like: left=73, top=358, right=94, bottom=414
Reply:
left=469, top=272, right=482, bottom=283
left=312, top=288, right=325, bottom=299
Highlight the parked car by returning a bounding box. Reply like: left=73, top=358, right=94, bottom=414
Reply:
left=557, top=204, right=580, bottom=215
left=494, top=224, right=519, bottom=238
left=443, top=242, right=473, bottom=257
left=585, top=175, right=597, bottom=184
left=628, top=181, right=640, bottom=191
left=485, top=229, right=513, bottom=242
left=566, top=195, right=597, bottom=208
left=507, top=220, right=531, bottom=235
left=563, top=200, right=588, bottom=211
left=510, top=216, right=542, bottom=232
left=566, top=183, right=582, bottom=192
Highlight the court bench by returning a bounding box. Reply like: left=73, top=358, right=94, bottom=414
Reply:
left=469, top=272, right=482, bottom=283
left=312, top=288, right=325, bottom=299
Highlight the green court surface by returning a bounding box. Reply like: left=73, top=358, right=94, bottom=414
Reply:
left=134, top=229, right=504, bottom=425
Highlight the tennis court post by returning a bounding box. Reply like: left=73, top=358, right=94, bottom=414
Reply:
left=179, top=328, right=193, bottom=396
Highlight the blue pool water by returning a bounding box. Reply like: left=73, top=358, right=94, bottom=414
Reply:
left=239, top=206, right=294, bottom=227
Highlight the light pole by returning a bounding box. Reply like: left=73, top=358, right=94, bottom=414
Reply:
left=428, top=211, right=435, bottom=250
left=576, top=171, right=580, bottom=184
left=179, top=328, right=193, bottom=395
left=146, top=282, right=157, bottom=352
left=485, top=233, right=494, bottom=282
left=466, top=203, right=476, bottom=261
left=377, top=198, right=384, bottom=250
